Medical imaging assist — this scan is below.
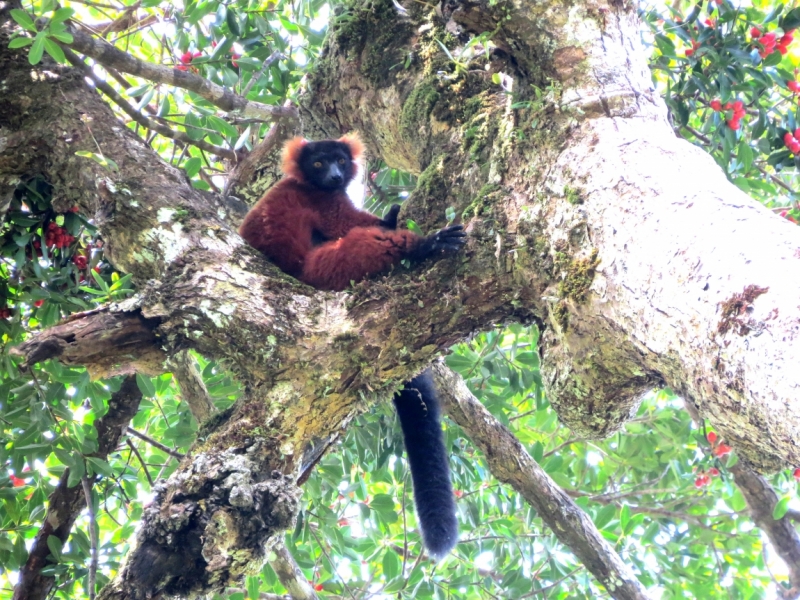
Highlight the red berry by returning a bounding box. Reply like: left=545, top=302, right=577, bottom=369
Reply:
left=789, top=81, right=800, bottom=93
left=180, top=50, right=193, bottom=64
left=685, top=48, right=694, bottom=57
left=695, top=477, right=705, bottom=488
left=193, top=50, right=202, bottom=58
left=785, top=132, right=796, bottom=147
left=314, top=584, right=324, bottom=592
left=707, top=431, right=718, bottom=444
left=794, top=468, right=800, bottom=480
left=10, top=475, right=25, bottom=487
left=73, top=255, right=88, bottom=270
left=709, top=99, right=722, bottom=111
left=750, top=27, right=762, bottom=38
left=33, top=299, right=44, bottom=308
left=714, top=443, right=733, bottom=458
left=0, top=308, right=11, bottom=319
left=727, top=119, right=741, bottom=130
left=709, top=467, right=720, bottom=476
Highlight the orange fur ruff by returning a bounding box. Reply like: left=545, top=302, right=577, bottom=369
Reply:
left=280, top=133, right=365, bottom=183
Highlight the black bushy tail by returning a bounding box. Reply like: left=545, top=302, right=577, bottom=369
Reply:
left=393, top=369, right=458, bottom=560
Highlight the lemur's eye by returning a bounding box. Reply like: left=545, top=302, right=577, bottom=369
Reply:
left=338, top=158, right=346, bottom=165
left=313, top=161, right=323, bottom=168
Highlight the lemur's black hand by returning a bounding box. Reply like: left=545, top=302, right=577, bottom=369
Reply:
left=379, top=204, right=402, bottom=230
left=408, top=225, right=467, bottom=261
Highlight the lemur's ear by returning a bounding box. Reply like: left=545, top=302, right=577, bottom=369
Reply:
left=338, top=132, right=365, bottom=162
left=281, top=137, right=308, bottom=181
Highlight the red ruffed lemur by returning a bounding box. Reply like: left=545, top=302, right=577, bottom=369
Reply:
left=239, top=134, right=463, bottom=559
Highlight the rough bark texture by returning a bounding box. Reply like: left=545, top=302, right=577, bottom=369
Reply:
left=3, top=0, right=800, bottom=597
left=13, top=376, right=143, bottom=600
left=9, top=309, right=164, bottom=377
left=295, top=0, right=800, bottom=470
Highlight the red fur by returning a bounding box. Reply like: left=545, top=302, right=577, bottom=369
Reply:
left=239, top=143, right=421, bottom=291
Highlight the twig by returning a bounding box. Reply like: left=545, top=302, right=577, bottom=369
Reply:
left=242, top=50, right=285, bottom=97
left=62, top=48, right=237, bottom=160
left=309, top=526, right=357, bottom=600
left=62, top=26, right=298, bottom=122
left=81, top=477, right=98, bottom=600
left=126, top=427, right=185, bottom=459
left=126, top=439, right=154, bottom=486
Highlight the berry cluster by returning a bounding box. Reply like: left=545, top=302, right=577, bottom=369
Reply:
left=707, top=431, right=732, bottom=458
left=176, top=50, right=203, bottom=71
left=45, top=222, right=75, bottom=248
left=709, top=99, right=746, bottom=130
left=73, top=254, right=88, bottom=270
left=694, top=467, right=720, bottom=488
left=684, top=39, right=700, bottom=57
left=751, top=28, right=795, bottom=58
left=783, top=129, right=800, bottom=154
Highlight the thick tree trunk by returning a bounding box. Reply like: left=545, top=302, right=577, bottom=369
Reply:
left=298, top=0, right=800, bottom=470
left=3, top=0, right=800, bottom=597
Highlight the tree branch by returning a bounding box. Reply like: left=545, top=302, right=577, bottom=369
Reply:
left=432, top=363, right=650, bottom=600
left=166, top=350, right=216, bottom=423
left=9, top=308, right=164, bottom=377
left=13, top=376, right=143, bottom=600
left=63, top=47, right=237, bottom=160
left=268, top=541, right=319, bottom=600
left=730, top=463, right=800, bottom=597
left=63, top=25, right=298, bottom=122
left=126, top=427, right=185, bottom=460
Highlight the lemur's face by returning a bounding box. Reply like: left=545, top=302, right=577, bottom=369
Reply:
left=298, top=141, right=355, bottom=191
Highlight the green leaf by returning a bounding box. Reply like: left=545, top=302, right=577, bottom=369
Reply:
left=780, top=7, right=800, bottom=30
left=383, top=548, right=400, bottom=580
left=136, top=374, right=156, bottom=398
left=406, top=219, right=423, bottom=236
left=225, top=8, right=241, bottom=37
left=594, top=504, right=616, bottom=530
left=46, top=536, right=63, bottom=562
left=738, top=143, right=754, bottom=175
left=74, top=150, right=119, bottom=172
left=43, top=38, right=66, bottom=64
left=29, top=33, right=46, bottom=65
left=86, top=457, right=113, bottom=477
left=183, top=157, right=202, bottom=178
left=66, top=460, right=85, bottom=488
left=10, top=9, right=36, bottom=32
left=245, top=575, right=260, bottom=600
left=49, top=31, right=73, bottom=44
left=8, top=36, right=33, bottom=48
left=773, top=496, right=790, bottom=520
left=50, top=7, right=74, bottom=24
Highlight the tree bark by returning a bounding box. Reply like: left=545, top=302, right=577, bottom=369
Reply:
left=3, top=0, right=800, bottom=598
